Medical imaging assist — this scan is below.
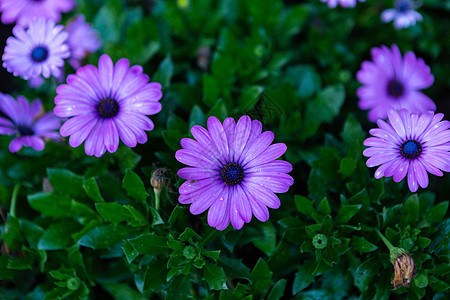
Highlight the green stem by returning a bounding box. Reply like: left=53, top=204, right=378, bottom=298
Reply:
left=375, top=228, right=394, bottom=251
left=154, top=188, right=161, bottom=211
left=10, top=183, right=21, bottom=218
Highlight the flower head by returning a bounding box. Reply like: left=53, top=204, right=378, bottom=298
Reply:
left=320, top=0, right=365, bottom=8
left=0, top=0, right=75, bottom=26
left=363, top=108, right=450, bottom=192
left=54, top=54, right=163, bottom=157
left=65, top=15, right=102, bottom=69
left=175, top=115, right=294, bottom=230
left=312, top=234, right=327, bottom=249
left=357, top=44, right=435, bottom=122
left=2, top=17, right=70, bottom=80
left=381, top=0, right=422, bottom=29
left=390, top=248, right=416, bottom=289
left=0, top=93, right=60, bottom=152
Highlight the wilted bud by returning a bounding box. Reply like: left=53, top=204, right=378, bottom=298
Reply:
left=312, top=234, right=327, bottom=249
left=390, top=247, right=416, bottom=289
left=196, top=46, right=211, bottom=71
left=151, top=168, right=171, bottom=192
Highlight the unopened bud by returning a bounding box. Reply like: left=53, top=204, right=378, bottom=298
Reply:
left=151, top=168, right=171, bottom=192
left=312, top=234, right=327, bottom=249
left=390, top=247, right=416, bottom=289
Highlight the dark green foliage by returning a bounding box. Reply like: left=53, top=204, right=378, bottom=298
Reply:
left=1, top=0, right=450, bottom=299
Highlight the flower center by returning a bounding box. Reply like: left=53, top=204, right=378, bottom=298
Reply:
left=387, top=79, right=404, bottom=98
left=31, top=46, right=49, bottom=63
left=97, top=98, right=119, bottom=118
left=18, top=125, right=34, bottom=136
left=400, top=140, right=422, bottom=159
left=396, top=0, right=411, bottom=12
left=221, top=163, right=244, bottom=186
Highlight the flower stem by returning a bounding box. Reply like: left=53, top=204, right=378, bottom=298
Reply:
left=154, top=188, right=161, bottom=211
left=10, top=183, right=21, bottom=218
left=199, top=230, right=217, bottom=247
left=375, top=228, right=395, bottom=251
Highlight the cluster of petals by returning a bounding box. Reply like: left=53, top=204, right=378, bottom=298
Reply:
left=320, top=0, right=365, bottom=8
left=2, top=17, right=70, bottom=80
left=357, top=44, right=435, bottom=122
left=0, top=93, right=60, bottom=152
left=54, top=54, right=163, bottom=157
left=381, top=0, right=422, bottom=29
left=363, top=108, right=450, bottom=192
left=176, top=116, right=294, bottom=230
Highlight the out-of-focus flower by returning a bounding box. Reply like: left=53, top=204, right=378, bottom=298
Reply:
left=363, top=108, right=450, bottom=192
left=0, top=94, right=60, bottom=152
left=320, top=0, right=365, bottom=8
left=0, top=0, right=75, bottom=26
left=381, top=0, right=422, bottom=29
left=390, top=247, right=416, bottom=289
left=65, top=15, right=102, bottom=69
left=196, top=46, right=210, bottom=71
left=357, top=44, right=435, bottom=122
left=175, top=115, right=294, bottom=230
left=54, top=54, right=163, bottom=157
left=312, top=234, right=327, bottom=249
left=2, top=18, right=70, bottom=80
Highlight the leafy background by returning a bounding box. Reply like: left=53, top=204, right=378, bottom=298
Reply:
left=0, top=0, right=449, bottom=299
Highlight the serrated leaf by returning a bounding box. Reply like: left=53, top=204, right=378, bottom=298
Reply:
left=350, top=236, right=378, bottom=253
left=128, top=234, right=168, bottom=255
left=203, top=264, right=227, bottom=290
left=318, top=197, right=331, bottom=215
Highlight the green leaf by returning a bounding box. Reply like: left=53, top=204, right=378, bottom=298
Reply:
left=102, top=283, right=147, bottom=300
left=424, top=201, right=448, bottom=224
left=203, top=264, right=227, bottom=290
left=78, top=224, right=132, bottom=250
left=7, top=257, right=33, bottom=270
left=93, top=3, right=120, bottom=43
left=295, top=195, right=318, bottom=220
left=122, top=240, right=139, bottom=264
left=218, top=257, right=252, bottom=281
left=414, top=274, right=429, bottom=289
left=47, top=168, right=83, bottom=198
left=292, top=261, right=315, bottom=294
left=189, top=105, right=205, bottom=128
left=237, top=85, right=264, bottom=111
left=339, top=157, right=356, bottom=177
left=252, top=221, right=277, bottom=255
left=38, top=221, right=80, bottom=251
left=399, top=194, right=419, bottom=228
left=334, top=204, right=361, bottom=225
left=162, top=130, right=185, bottom=151
left=207, top=99, right=228, bottom=120
left=2, top=215, right=24, bottom=251
left=251, top=259, right=273, bottom=295
left=203, top=74, right=221, bottom=107
left=82, top=177, right=105, bottom=203
left=417, top=236, right=431, bottom=250
left=122, top=169, right=149, bottom=202
left=152, top=55, right=174, bottom=87
left=268, top=279, right=287, bottom=300
left=350, top=236, right=378, bottom=253
left=95, top=202, right=147, bottom=227
left=318, top=198, right=331, bottom=215
left=28, top=193, right=72, bottom=218
left=179, top=227, right=202, bottom=242
left=128, top=234, right=168, bottom=255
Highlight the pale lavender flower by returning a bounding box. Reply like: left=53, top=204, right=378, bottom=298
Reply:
left=363, top=108, right=450, bottom=192
left=2, top=17, right=70, bottom=80
left=176, top=116, right=294, bottom=230
left=357, top=44, right=435, bottom=122
left=0, top=0, right=75, bottom=26
left=381, top=0, right=423, bottom=29
left=320, top=0, right=365, bottom=8
left=65, top=15, right=102, bottom=69
left=0, top=93, right=60, bottom=152
left=54, top=54, right=163, bottom=157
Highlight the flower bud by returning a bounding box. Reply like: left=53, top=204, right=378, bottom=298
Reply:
left=151, top=168, right=171, bottom=192
left=312, top=234, right=327, bottom=249
left=390, top=247, right=416, bottom=289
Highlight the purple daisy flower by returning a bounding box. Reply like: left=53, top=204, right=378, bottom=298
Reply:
left=381, top=0, right=422, bottom=29
left=54, top=54, right=163, bottom=157
left=65, top=15, right=102, bottom=69
left=0, top=0, right=75, bottom=26
left=363, top=108, right=450, bottom=192
left=357, top=44, right=435, bottom=122
left=0, top=93, right=61, bottom=152
left=175, top=115, right=294, bottom=230
left=2, top=17, right=70, bottom=80
left=320, top=0, right=365, bottom=8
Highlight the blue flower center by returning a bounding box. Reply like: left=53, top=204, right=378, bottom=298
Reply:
left=31, top=46, right=49, bottom=63
left=221, top=163, right=244, bottom=186
left=18, top=125, right=34, bottom=136
left=97, top=98, right=119, bottom=118
left=387, top=79, right=404, bottom=98
left=396, top=0, right=412, bottom=13
left=400, top=140, right=422, bottom=159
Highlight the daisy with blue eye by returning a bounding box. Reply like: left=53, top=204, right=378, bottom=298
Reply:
left=2, top=17, right=70, bottom=80
left=381, top=0, right=423, bottom=29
